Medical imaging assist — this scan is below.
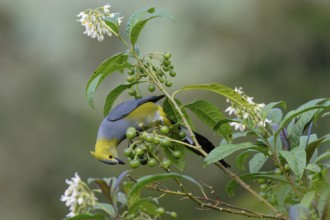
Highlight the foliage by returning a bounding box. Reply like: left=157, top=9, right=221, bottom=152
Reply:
left=64, top=4, right=330, bottom=220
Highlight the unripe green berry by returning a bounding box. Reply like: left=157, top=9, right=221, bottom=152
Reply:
left=159, top=78, right=165, bottom=83
left=172, top=151, right=182, bottom=159
left=147, top=158, right=157, bottom=167
left=135, top=147, right=144, bottom=156
left=145, top=134, right=155, bottom=143
left=148, top=84, right=156, bottom=92
left=169, top=65, right=174, bottom=70
left=128, top=88, right=136, bottom=96
left=135, top=92, right=142, bottom=99
left=284, top=163, right=290, bottom=172
left=126, top=127, right=137, bottom=139
left=162, top=66, right=169, bottom=72
left=129, top=160, right=140, bottom=168
left=274, top=167, right=282, bottom=175
left=178, top=131, right=186, bottom=139
left=165, top=81, right=173, bottom=87
left=126, top=75, right=135, bottom=83
left=160, top=126, right=170, bottom=135
left=260, top=184, right=267, bottom=191
left=161, top=159, right=172, bottom=169
left=161, top=138, right=172, bottom=147
left=163, top=60, right=171, bottom=66
left=169, top=71, right=176, bottom=77
left=153, top=137, right=161, bottom=145
left=123, top=148, right=133, bottom=157
left=163, top=52, right=171, bottom=60
left=128, top=68, right=135, bottom=75
left=170, top=212, right=177, bottom=218
left=257, top=179, right=266, bottom=184
left=156, top=207, right=165, bottom=215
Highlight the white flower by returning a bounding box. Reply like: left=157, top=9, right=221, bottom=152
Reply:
left=246, top=96, right=254, bottom=104
left=61, top=172, right=97, bottom=217
left=225, top=106, right=236, bottom=115
left=77, top=5, right=123, bottom=41
left=103, top=3, right=111, bottom=13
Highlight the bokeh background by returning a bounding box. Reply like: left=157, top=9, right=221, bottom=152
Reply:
left=1, top=0, right=329, bottom=219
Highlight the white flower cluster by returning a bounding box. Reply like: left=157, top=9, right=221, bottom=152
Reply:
left=77, top=3, right=123, bottom=41
left=60, top=172, right=97, bottom=217
left=225, top=87, right=271, bottom=131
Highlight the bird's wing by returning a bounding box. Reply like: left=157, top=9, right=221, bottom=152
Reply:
left=107, top=95, right=165, bottom=121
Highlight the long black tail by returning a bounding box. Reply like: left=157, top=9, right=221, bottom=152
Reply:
left=181, top=127, right=231, bottom=168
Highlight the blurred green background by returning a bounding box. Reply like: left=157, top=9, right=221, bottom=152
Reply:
left=1, top=0, right=329, bottom=219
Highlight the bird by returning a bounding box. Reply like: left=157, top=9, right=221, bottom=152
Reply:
left=90, top=95, right=230, bottom=167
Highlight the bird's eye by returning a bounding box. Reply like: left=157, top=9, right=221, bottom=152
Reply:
left=108, top=154, right=114, bottom=159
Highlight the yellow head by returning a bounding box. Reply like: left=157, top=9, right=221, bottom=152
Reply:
left=90, top=139, right=125, bottom=165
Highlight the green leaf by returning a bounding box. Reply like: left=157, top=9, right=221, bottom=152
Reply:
left=275, top=105, right=327, bottom=141
left=306, top=134, right=330, bottom=163
left=204, top=142, right=255, bottom=165
left=314, top=150, right=330, bottom=164
left=103, top=82, right=141, bottom=117
left=65, top=214, right=107, bottom=220
left=249, top=153, right=267, bottom=173
left=185, top=100, right=232, bottom=142
left=236, top=151, right=252, bottom=170
left=128, top=172, right=203, bottom=200
left=280, top=147, right=306, bottom=179
left=225, top=172, right=288, bottom=196
left=128, top=198, right=159, bottom=215
left=103, top=13, right=122, bottom=34
left=124, top=182, right=140, bottom=208
left=288, top=110, right=316, bottom=149
left=86, top=53, right=132, bottom=108
left=126, top=7, right=174, bottom=46
left=261, top=101, right=286, bottom=119
left=301, top=191, right=316, bottom=207
left=88, top=178, right=111, bottom=202
left=163, top=98, right=194, bottom=129
left=176, top=83, right=251, bottom=107
left=93, top=203, right=116, bottom=217
left=267, top=108, right=283, bottom=124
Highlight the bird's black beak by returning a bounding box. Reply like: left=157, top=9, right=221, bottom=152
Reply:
left=116, top=157, right=125, bottom=165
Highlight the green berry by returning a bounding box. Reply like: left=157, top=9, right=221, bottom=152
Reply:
left=129, top=160, right=140, bottom=168
left=162, top=66, right=169, bottom=72
left=135, top=92, right=142, bottom=99
left=153, top=137, right=161, bottom=145
left=147, top=158, right=157, bottom=167
left=169, top=65, right=174, bottom=70
left=160, top=126, right=170, bottom=135
left=140, top=132, right=148, bottom=141
left=145, top=134, right=155, bottom=143
left=123, top=148, right=133, bottom=157
left=163, top=60, right=171, bottom=66
left=172, top=151, right=182, bottom=159
left=260, top=184, right=267, bottom=191
left=128, top=88, right=136, bottom=96
left=170, top=212, right=177, bottom=218
left=161, top=138, right=172, bottom=147
left=178, top=131, right=186, bottom=139
left=169, top=71, right=176, bottom=77
left=148, top=84, right=156, bottom=92
left=156, top=207, right=165, bottom=215
left=161, top=159, right=172, bottom=169
left=128, top=68, right=135, bottom=75
left=159, top=78, right=165, bottom=83
left=163, top=52, right=171, bottom=60
left=126, top=127, right=137, bottom=139
left=165, top=81, right=173, bottom=87
left=257, top=179, right=266, bottom=184
left=284, top=164, right=290, bottom=172
left=135, top=147, right=144, bottom=156
left=274, top=168, right=282, bottom=175
left=126, top=75, right=135, bottom=83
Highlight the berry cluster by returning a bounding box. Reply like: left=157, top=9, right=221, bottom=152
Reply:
left=126, top=52, right=176, bottom=98
left=124, top=125, right=185, bottom=169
